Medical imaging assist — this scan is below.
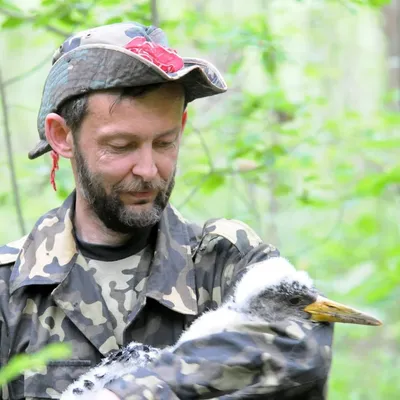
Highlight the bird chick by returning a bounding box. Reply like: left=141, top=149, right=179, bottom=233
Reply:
left=61, top=342, right=161, bottom=400
left=172, top=257, right=381, bottom=346
left=61, top=257, right=381, bottom=399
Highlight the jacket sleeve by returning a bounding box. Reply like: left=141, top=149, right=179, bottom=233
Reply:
left=105, top=318, right=333, bottom=399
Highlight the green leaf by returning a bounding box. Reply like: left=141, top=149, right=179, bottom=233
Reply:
left=0, top=343, right=72, bottom=385
left=40, top=0, right=55, bottom=6
left=363, top=138, right=400, bottom=150
left=297, top=190, right=328, bottom=208
left=0, top=0, right=22, bottom=12
left=274, top=183, right=292, bottom=196
left=228, top=59, right=243, bottom=75
left=104, top=16, right=123, bottom=25
left=97, top=0, right=121, bottom=5
left=2, top=16, right=24, bottom=28
left=355, top=165, right=400, bottom=196
left=200, top=174, right=225, bottom=194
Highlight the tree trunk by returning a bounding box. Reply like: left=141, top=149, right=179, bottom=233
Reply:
left=383, top=0, right=400, bottom=110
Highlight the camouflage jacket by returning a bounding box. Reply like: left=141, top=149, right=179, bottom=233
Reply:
left=0, top=193, right=333, bottom=399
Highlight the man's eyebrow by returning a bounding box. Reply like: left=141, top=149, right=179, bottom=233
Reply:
left=153, top=126, right=181, bottom=139
left=99, top=126, right=181, bottom=141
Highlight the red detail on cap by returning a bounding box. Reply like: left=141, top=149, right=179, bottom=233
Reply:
left=182, top=110, right=187, bottom=129
left=50, top=150, right=59, bottom=191
left=124, top=37, right=184, bottom=73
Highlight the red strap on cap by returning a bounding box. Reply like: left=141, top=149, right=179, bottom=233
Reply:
left=50, top=150, right=59, bottom=191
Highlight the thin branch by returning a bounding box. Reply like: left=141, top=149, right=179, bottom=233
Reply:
left=7, top=104, right=37, bottom=113
left=0, top=7, right=70, bottom=37
left=383, top=0, right=400, bottom=111
left=0, top=67, right=26, bottom=236
left=214, top=164, right=266, bottom=176
left=190, top=125, right=215, bottom=171
left=150, top=0, right=159, bottom=27
left=237, top=176, right=264, bottom=225
left=288, top=204, right=346, bottom=258
left=265, top=131, right=280, bottom=247
left=5, top=52, right=53, bottom=87
left=79, top=0, right=96, bottom=21
left=177, top=164, right=267, bottom=210
left=177, top=173, right=211, bottom=209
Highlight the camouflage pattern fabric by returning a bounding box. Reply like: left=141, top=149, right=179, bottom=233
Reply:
left=105, top=319, right=332, bottom=400
left=83, top=252, right=149, bottom=346
left=0, top=192, right=333, bottom=399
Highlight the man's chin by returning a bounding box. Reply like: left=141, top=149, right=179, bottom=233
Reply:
left=115, top=204, right=162, bottom=230
left=123, top=202, right=160, bottom=221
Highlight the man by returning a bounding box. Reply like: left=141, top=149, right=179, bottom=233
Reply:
left=0, top=23, right=333, bottom=399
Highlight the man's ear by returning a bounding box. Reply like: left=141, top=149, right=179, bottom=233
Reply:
left=45, top=113, right=74, bottom=158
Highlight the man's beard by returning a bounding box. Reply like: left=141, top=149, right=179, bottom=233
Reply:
left=74, top=147, right=175, bottom=234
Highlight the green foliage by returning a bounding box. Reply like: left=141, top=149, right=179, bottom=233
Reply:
left=296, top=0, right=391, bottom=7
left=0, top=0, right=398, bottom=398
left=0, top=343, right=72, bottom=385
left=0, top=0, right=152, bottom=34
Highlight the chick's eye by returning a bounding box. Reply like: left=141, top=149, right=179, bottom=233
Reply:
left=289, top=297, right=301, bottom=305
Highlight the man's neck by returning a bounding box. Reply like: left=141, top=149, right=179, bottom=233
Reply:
left=74, top=191, right=132, bottom=246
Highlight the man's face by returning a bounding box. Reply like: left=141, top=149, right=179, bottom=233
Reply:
left=72, top=83, right=185, bottom=233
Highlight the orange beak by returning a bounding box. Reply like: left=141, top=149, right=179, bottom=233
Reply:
left=304, top=295, right=382, bottom=326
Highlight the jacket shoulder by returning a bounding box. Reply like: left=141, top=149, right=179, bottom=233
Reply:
left=0, top=235, right=28, bottom=266
left=199, top=218, right=264, bottom=255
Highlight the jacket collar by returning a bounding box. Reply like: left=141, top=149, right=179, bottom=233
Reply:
left=145, top=204, right=198, bottom=315
left=9, top=192, right=199, bottom=316
left=9, top=192, right=78, bottom=295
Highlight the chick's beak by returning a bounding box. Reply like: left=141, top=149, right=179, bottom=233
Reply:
left=304, top=295, right=382, bottom=326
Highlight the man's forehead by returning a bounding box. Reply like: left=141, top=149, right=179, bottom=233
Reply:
left=86, top=84, right=185, bottom=114
left=78, top=91, right=184, bottom=139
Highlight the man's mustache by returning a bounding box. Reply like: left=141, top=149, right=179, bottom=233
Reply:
left=114, top=178, right=168, bottom=193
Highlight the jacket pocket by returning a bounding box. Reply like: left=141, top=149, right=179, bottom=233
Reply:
left=24, top=360, right=92, bottom=399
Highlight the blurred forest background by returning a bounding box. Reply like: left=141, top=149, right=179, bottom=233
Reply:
left=0, top=0, right=399, bottom=398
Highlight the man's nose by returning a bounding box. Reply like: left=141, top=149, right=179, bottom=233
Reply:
left=131, top=145, right=158, bottom=182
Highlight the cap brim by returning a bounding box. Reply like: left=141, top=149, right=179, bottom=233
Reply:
left=28, top=140, right=52, bottom=160
left=30, top=44, right=227, bottom=160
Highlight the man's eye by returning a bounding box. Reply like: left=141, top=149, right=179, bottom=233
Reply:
left=155, top=141, right=174, bottom=148
left=109, top=143, right=132, bottom=151
left=109, top=147, right=126, bottom=153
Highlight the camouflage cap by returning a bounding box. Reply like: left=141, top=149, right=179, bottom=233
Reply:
left=29, top=22, right=228, bottom=160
